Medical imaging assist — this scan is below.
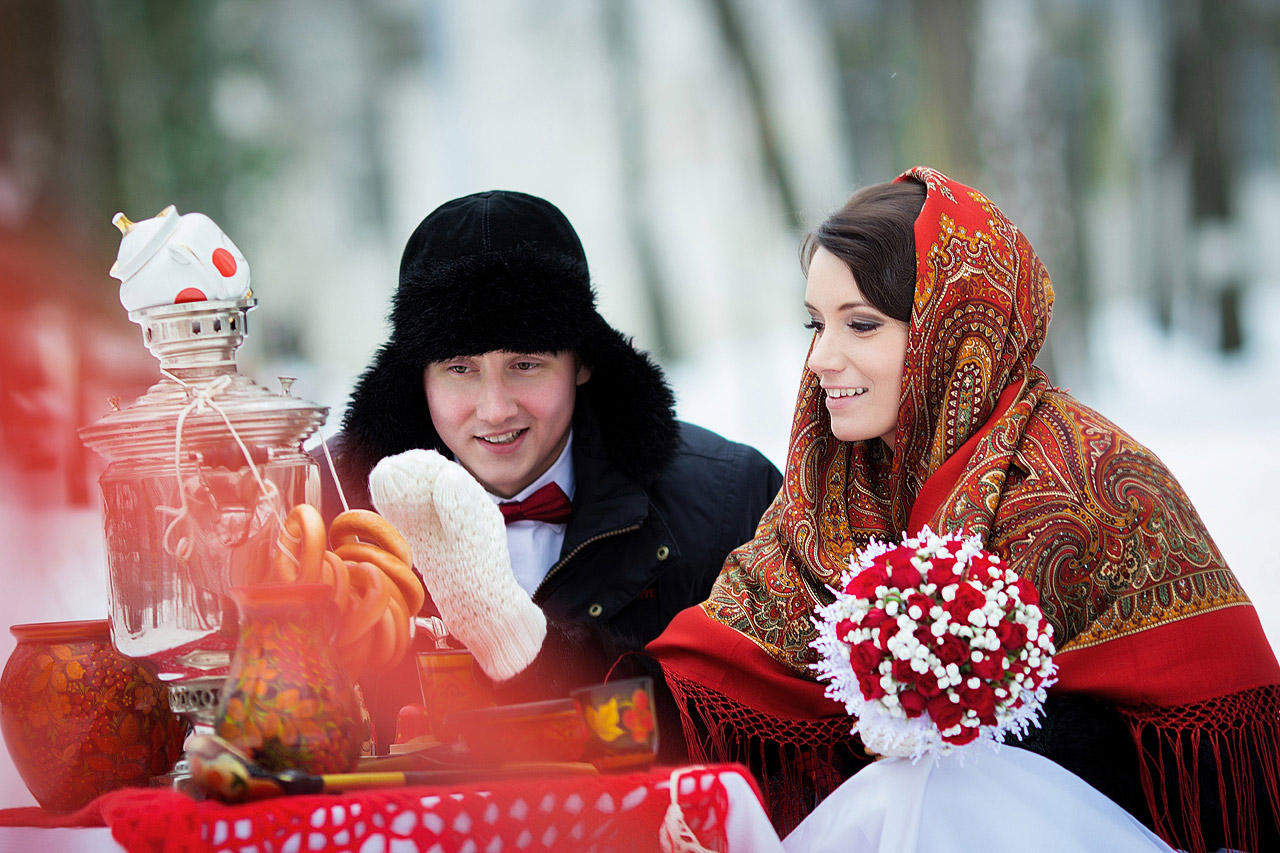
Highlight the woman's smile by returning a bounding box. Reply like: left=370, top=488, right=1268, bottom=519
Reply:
left=823, top=386, right=868, bottom=400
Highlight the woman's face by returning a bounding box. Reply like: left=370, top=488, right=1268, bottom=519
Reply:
left=804, top=246, right=910, bottom=450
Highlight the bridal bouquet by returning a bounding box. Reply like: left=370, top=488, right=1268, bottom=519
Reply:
left=812, top=527, right=1057, bottom=759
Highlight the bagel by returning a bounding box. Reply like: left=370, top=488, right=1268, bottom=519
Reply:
left=329, top=509, right=413, bottom=568
left=274, top=503, right=325, bottom=583
left=336, top=560, right=391, bottom=648
left=334, top=540, right=425, bottom=616
left=319, top=549, right=351, bottom=615
left=365, top=607, right=399, bottom=673
left=384, top=592, right=411, bottom=670
left=335, top=629, right=374, bottom=683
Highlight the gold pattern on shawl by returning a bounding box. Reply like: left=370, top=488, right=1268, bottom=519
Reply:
left=899, top=184, right=1047, bottom=520
left=703, top=167, right=1253, bottom=679
left=977, top=391, right=1244, bottom=646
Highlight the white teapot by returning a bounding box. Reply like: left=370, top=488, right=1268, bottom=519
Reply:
left=110, top=205, right=251, bottom=312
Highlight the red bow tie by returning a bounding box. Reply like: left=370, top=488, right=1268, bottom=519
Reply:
left=498, top=482, right=573, bottom=525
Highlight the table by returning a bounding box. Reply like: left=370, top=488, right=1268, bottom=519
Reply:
left=0, top=763, right=782, bottom=852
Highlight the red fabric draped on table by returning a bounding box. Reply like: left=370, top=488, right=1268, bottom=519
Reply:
left=649, top=166, right=1280, bottom=851
left=0, top=764, right=757, bottom=853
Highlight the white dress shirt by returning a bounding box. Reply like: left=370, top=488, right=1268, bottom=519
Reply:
left=486, top=432, right=575, bottom=596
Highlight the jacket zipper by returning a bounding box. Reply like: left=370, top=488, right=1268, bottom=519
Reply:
left=533, top=522, right=641, bottom=603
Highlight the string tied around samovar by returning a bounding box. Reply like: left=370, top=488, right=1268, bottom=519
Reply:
left=317, top=433, right=350, bottom=514
left=157, top=369, right=283, bottom=564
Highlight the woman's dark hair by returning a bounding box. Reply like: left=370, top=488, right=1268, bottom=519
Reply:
left=801, top=177, right=926, bottom=323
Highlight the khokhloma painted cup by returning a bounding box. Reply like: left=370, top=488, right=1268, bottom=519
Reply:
left=571, top=676, right=659, bottom=771
left=214, top=583, right=362, bottom=774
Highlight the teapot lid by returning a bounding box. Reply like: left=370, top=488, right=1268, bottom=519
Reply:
left=111, top=205, right=181, bottom=283
left=79, top=299, right=327, bottom=463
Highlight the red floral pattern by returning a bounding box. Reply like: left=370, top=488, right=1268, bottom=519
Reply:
left=572, top=677, right=659, bottom=771
left=0, top=620, right=187, bottom=811
left=215, top=584, right=362, bottom=774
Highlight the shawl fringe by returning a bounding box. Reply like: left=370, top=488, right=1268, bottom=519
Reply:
left=1124, top=685, right=1280, bottom=853
left=663, top=666, right=869, bottom=836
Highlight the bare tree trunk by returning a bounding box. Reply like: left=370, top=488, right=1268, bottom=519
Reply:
left=706, top=0, right=803, bottom=230
left=972, top=0, right=1086, bottom=385
left=601, top=0, right=677, bottom=360
left=915, top=0, right=981, bottom=179
left=1172, top=0, right=1242, bottom=352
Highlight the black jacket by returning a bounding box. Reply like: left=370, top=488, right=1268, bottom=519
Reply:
left=316, top=402, right=781, bottom=645
left=318, top=394, right=781, bottom=748
left=529, top=404, right=781, bottom=646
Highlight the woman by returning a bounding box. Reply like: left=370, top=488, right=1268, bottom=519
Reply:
left=648, top=167, right=1280, bottom=852
left=371, top=168, right=1280, bottom=851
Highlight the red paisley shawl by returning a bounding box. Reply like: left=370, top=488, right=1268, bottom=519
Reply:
left=649, top=167, right=1280, bottom=849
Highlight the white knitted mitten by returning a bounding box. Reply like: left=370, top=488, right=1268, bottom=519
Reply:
left=369, top=449, right=547, bottom=682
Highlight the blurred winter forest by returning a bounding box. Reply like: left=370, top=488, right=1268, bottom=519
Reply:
left=1, top=0, right=1279, bottom=804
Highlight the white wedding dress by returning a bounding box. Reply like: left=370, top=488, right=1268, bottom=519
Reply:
left=773, top=745, right=1176, bottom=853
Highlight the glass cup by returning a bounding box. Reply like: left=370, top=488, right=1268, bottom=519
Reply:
left=570, top=676, right=659, bottom=771
left=415, top=649, right=495, bottom=743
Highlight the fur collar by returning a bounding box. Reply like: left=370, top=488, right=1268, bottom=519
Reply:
left=334, top=325, right=678, bottom=507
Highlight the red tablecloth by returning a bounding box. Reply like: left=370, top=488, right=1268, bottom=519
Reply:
left=0, top=763, right=762, bottom=853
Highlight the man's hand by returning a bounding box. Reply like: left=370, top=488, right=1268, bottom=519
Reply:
left=370, top=449, right=546, bottom=681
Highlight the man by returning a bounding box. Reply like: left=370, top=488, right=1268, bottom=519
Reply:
left=324, top=190, right=781, bottom=747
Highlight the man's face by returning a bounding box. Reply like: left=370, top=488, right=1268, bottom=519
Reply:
left=424, top=350, right=590, bottom=498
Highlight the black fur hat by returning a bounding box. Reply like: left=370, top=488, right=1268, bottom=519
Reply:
left=336, top=191, right=678, bottom=503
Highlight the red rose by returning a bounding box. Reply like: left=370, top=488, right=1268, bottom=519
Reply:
left=905, top=592, right=934, bottom=619
left=967, top=553, right=997, bottom=579
left=1013, top=576, right=1040, bottom=606
left=835, top=618, right=858, bottom=643
left=927, top=692, right=964, bottom=731
left=891, top=658, right=917, bottom=684
left=943, top=581, right=986, bottom=623
left=928, top=554, right=960, bottom=587
left=934, top=632, right=968, bottom=665
left=847, top=564, right=890, bottom=598
left=995, top=620, right=1029, bottom=653
left=885, top=549, right=923, bottom=588
left=959, top=682, right=998, bottom=726
left=848, top=641, right=884, bottom=676
left=898, top=689, right=927, bottom=718
left=942, top=725, right=981, bottom=746
left=858, top=673, right=886, bottom=700
left=876, top=619, right=900, bottom=649
left=968, top=652, right=1004, bottom=681
left=913, top=625, right=934, bottom=647
left=860, top=607, right=892, bottom=633
left=967, top=650, right=1008, bottom=676
left=914, top=669, right=943, bottom=698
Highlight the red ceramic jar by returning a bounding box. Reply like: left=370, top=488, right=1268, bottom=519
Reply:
left=0, top=619, right=188, bottom=811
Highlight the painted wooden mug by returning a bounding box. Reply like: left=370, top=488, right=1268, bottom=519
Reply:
left=214, top=583, right=362, bottom=774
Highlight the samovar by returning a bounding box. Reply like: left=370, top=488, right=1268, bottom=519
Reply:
left=79, top=207, right=327, bottom=739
